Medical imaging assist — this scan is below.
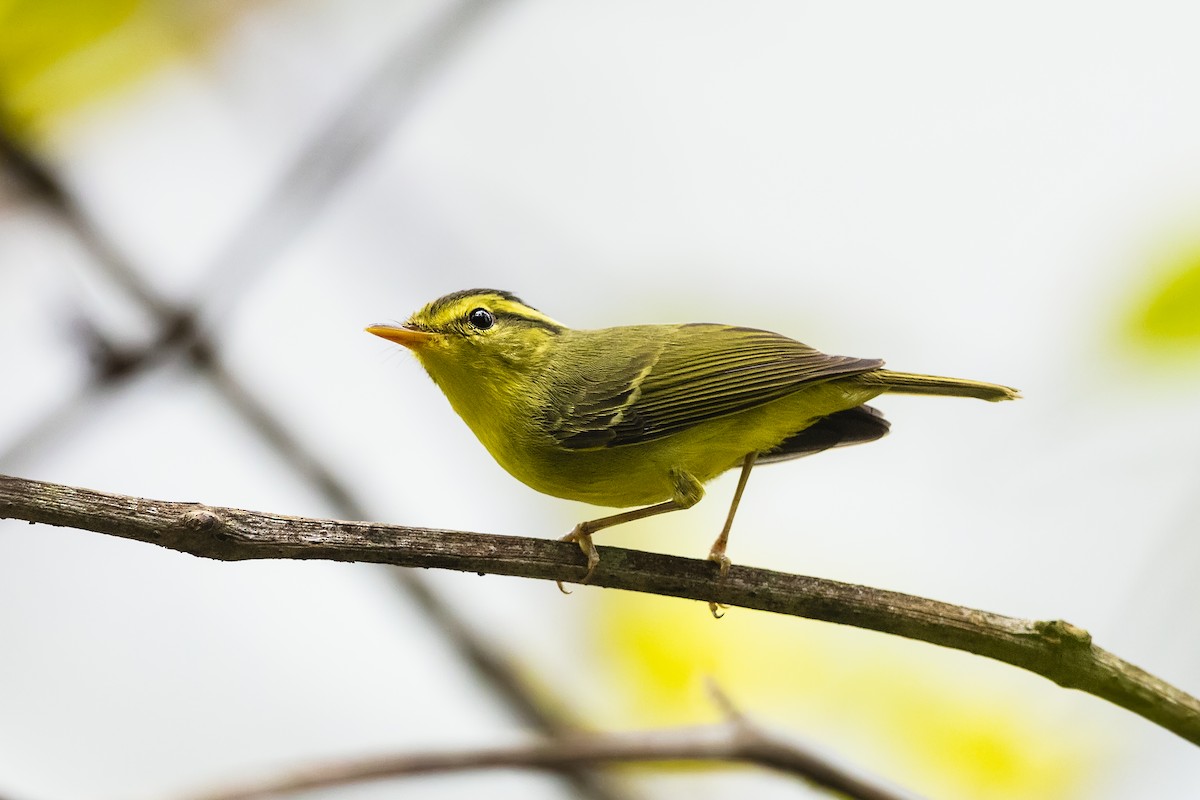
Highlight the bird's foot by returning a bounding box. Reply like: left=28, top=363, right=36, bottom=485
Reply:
left=557, top=526, right=600, bottom=593
left=707, top=547, right=732, bottom=618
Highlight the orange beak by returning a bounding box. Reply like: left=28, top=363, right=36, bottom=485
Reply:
left=365, top=323, right=440, bottom=349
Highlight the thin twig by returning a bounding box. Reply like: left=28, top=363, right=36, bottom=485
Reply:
left=4, top=474, right=1200, bottom=748
left=183, top=718, right=919, bottom=800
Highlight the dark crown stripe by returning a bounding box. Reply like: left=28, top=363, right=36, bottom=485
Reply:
left=432, top=288, right=530, bottom=311
left=494, top=308, right=564, bottom=333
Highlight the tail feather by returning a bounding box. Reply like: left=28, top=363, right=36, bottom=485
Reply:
left=860, top=369, right=1020, bottom=402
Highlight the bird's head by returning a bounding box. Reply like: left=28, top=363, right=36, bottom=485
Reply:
left=367, top=289, right=565, bottom=391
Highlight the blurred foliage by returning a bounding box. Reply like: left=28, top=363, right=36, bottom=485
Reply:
left=0, top=0, right=240, bottom=137
left=592, top=590, right=1103, bottom=800
left=1125, top=238, right=1200, bottom=357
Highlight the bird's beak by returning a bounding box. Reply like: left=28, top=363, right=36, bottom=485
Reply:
left=365, top=323, right=440, bottom=349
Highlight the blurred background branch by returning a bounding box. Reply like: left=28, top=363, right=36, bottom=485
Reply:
left=184, top=715, right=919, bottom=800
left=0, top=3, right=631, bottom=798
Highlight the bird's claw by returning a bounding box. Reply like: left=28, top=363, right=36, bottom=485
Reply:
left=556, top=527, right=600, bottom=593
left=707, top=548, right=732, bottom=618
left=708, top=549, right=732, bottom=578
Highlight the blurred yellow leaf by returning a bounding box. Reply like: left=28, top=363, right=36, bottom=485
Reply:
left=1126, top=240, right=1200, bottom=352
left=0, top=0, right=236, bottom=136
left=589, top=589, right=1105, bottom=799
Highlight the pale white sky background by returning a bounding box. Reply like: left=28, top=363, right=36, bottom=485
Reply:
left=2, top=2, right=1199, bottom=799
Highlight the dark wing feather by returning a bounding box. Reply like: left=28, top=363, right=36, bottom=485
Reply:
left=545, top=324, right=882, bottom=449
left=756, top=404, right=890, bottom=463
left=541, top=348, right=658, bottom=449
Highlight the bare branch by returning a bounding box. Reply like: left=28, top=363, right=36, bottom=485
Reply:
left=183, top=718, right=919, bottom=800
left=4, top=473, right=1200, bottom=747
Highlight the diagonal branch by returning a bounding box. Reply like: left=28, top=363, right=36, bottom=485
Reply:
left=183, top=716, right=920, bottom=800
left=4, top=473, right=1200, bottom=748
left=3, top=11, right=629, bottom=794
left=188, top=0, right=512, bottom=317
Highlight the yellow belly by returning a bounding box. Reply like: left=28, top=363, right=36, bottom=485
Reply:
left=485, top=379, right=885, bottom=508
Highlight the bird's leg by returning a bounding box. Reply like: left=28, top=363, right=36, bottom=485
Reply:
left=708, top=453, right=758, bottom=574
left=559, top=468, right=704, bottom=590
left=560, top=501, right=676, bottom=587
left=707, top=452, right=758, bottom=617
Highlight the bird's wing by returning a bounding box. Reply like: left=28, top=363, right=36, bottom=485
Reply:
left=543, top=324, right=882, bottom=449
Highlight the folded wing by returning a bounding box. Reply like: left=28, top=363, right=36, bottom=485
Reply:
left=544, top=324, right=882, bottom=449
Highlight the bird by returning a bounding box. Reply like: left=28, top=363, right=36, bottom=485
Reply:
left=367, top=288, right=1018, bottom=609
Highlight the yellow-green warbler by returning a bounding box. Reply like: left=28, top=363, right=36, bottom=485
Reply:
left=368, top=289, right=1018, bottom=598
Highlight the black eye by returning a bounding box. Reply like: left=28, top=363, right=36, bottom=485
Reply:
left=467, top=307, right=495, bottom=330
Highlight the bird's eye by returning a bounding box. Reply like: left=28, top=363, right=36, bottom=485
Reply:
left=467, top=307, right=495, bottom=330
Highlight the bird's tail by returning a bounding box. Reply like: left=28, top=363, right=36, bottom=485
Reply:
left=860, top=369, right=1021, bottom=402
